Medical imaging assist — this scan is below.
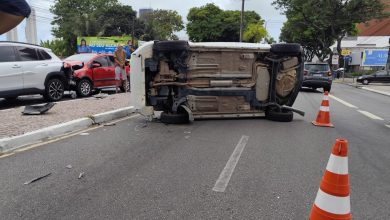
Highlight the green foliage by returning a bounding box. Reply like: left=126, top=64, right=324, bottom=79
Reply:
left=40, top=39, right=67, bottom=58
left=274, top=0, right=389, bottom=62
left=187, top=3, right=266, bottom=42
left=243, top=23, right=267, bottom=43
left=264, top=36, right=276, bottom=44
left=141, top=9, right=184, bottom=41
left=50, top=0, right=146, bottom=56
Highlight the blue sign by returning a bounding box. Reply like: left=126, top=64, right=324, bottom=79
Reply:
left=362, top=49, right=388, bottom=66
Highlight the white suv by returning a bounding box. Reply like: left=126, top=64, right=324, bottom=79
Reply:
left=0, top=41, right=67, bottom=101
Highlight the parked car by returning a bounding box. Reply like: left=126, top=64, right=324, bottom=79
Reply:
left=357, top=70, right=390, bottom=85
left=130, top=41, right=305, bottom=123
left=302, top=63, right=333, bottom=91
left=0, top=41, right=68, bottom=101
left=64, top=53, right=130, bottom=97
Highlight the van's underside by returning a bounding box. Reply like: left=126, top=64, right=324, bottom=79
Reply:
left=143, top=41, right=304, bottom=123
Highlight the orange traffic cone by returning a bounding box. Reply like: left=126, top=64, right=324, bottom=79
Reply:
left=312, top=91, right=334, bottom=127
left=309, top=139, right=351, bottom=220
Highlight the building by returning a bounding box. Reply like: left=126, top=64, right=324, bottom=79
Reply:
left=139, top=8, right=153, bottom=20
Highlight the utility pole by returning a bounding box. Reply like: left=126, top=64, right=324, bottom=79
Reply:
left=239, top=0, right=245, bottom=42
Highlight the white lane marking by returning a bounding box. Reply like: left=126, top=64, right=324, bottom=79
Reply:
left=362, top=87, right=390, bottom=96
left=357, top=110, right=384, bottom=121
left=385, top=125, right=390, bottom=129
left=212, top=135, right=249, bottom=193
left=328, top=95, right=358, bottom=108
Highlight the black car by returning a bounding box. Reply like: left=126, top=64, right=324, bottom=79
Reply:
left=302, top=63, right=333, bottom=92
left=357, top=70, right=390, bottom=85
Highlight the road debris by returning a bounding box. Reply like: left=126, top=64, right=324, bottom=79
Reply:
left=104, top=123, right=116, bottom=126
left=22, top=103, right=56, bottom=115
left=185, top=136, right=190, bottom=139
left=70, top=91, right=77, bottom=99
left=93, top=93, right=108, bottom=99
left=184, top=131, right=191, bottom=134
left=79, top=133, right=89, bottom=136
left=65, top=165, right=72, bottom=169
left=24, top=173, right=51, bottom=185
left=78, top=172, right=85, bottom=179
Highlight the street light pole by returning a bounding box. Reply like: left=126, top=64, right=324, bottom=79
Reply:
left=239, top=0, right=245, bottom=42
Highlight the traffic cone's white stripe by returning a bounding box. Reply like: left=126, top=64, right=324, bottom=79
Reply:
left=319, top=106, right=330, bottom=112
left=314, top=189, right=351, bottom=215
left=323, top=96, right=329, bottom=101
left=326, top=154, right=349, bottom=175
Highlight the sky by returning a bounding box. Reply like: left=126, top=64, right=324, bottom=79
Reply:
left=0, top=0, right=286, bottom=43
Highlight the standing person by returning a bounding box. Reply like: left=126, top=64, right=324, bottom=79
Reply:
left=77, top=38, right=91, bottom=53
left=125, top=39, right=134, bottom=59
left=114, top=44, right=127, bottom=93
left=0, top=0, right=31, bottom=34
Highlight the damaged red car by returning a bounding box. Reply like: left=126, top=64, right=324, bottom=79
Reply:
left=64, top=53, right=130, bottom=97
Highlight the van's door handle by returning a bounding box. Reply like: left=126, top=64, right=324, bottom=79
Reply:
left=12, top=64, right=21, bottom=68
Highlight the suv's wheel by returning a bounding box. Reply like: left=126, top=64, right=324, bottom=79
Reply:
left=362, top=79, right=369, bottom=85
left=77, top=79, right=93, bottom=97
left=160, top=112, right=189, bottom=124
left=265, top=108, right=293, bottom=122
left=153, top=40, right=189, bottom=51
left=270, top=43, right=301, bottom=56
left=44, top=78, right=64, bottom=101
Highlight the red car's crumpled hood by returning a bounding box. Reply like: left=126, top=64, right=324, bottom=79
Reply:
left=63, top=60, right=84, bottom=68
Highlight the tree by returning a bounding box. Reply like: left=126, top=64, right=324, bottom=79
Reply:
left=264, top=36, right=276, bottom=44
left=141, top=9, right=184, bottom=41
left=40, top=39, right=68, bottom=58
left=96, top=5, right=144, bottom=38
left=187, top=3, right=266, bottom=42
left=274, top=0, right=389, bottom=62
left=243, top=23, right=267, bottom=43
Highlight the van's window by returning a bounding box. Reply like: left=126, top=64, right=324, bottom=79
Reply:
left=38, top=49, right=52, bottom=60
left=16, top=46, right=39, bottom=61
left=0, top=46, right=16, bottom=62
left=305, top=64, right=330, bottom=72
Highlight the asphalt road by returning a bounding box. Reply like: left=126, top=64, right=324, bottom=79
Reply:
left=0, top=84, right=389, bottom=219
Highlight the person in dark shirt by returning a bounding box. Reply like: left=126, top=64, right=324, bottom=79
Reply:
left=0, top=0, right=31, bottom=34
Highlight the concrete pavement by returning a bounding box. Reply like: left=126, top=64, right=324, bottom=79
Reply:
left=0, top=84, right=389, bottom=219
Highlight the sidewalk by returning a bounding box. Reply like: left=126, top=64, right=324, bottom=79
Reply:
left=333, top=78, right=390, bottom=97
left=0, top=93, right=131, bottom=139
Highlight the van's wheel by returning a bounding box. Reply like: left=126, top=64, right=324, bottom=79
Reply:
left=270, top=43, right=301, bottom=56
left=44, top=78, right=64, bottom=101
left=160, top=112, right=189, bottom=124
left=265, top=108, right=293, bottom=122
left=153, top=40, right=189, bottom=51
left=77, top=79, right=93, bottom=97
left=324, top=85, right=331, bottom=92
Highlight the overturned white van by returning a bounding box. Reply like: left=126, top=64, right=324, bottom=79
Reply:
left=130, top=41, right=304, bottom=123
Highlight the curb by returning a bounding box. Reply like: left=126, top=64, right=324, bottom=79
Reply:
left=0, top=106, right=135, bottom=154
left=361, top=87, right=390, bottom=97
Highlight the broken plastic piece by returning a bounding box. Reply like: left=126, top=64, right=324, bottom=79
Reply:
left=22, top=103, right=56, bottom=115
left=78, top=172, right=85, bottom=179
left=66, top=165, right=72, bottom=169
left=24, top=173, right=51, bottom=185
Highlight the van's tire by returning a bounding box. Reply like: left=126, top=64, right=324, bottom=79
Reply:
left=44, top=78, right=65, bottom=101
left=160, top=112, right=189, bottom=124
left=324, top=85, right=331, bottom=92
left=154, top=40, right=189, bottom=52
left=265, top=109, right=293, bottom=122
left=271, top=43, right=301, bottom=56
